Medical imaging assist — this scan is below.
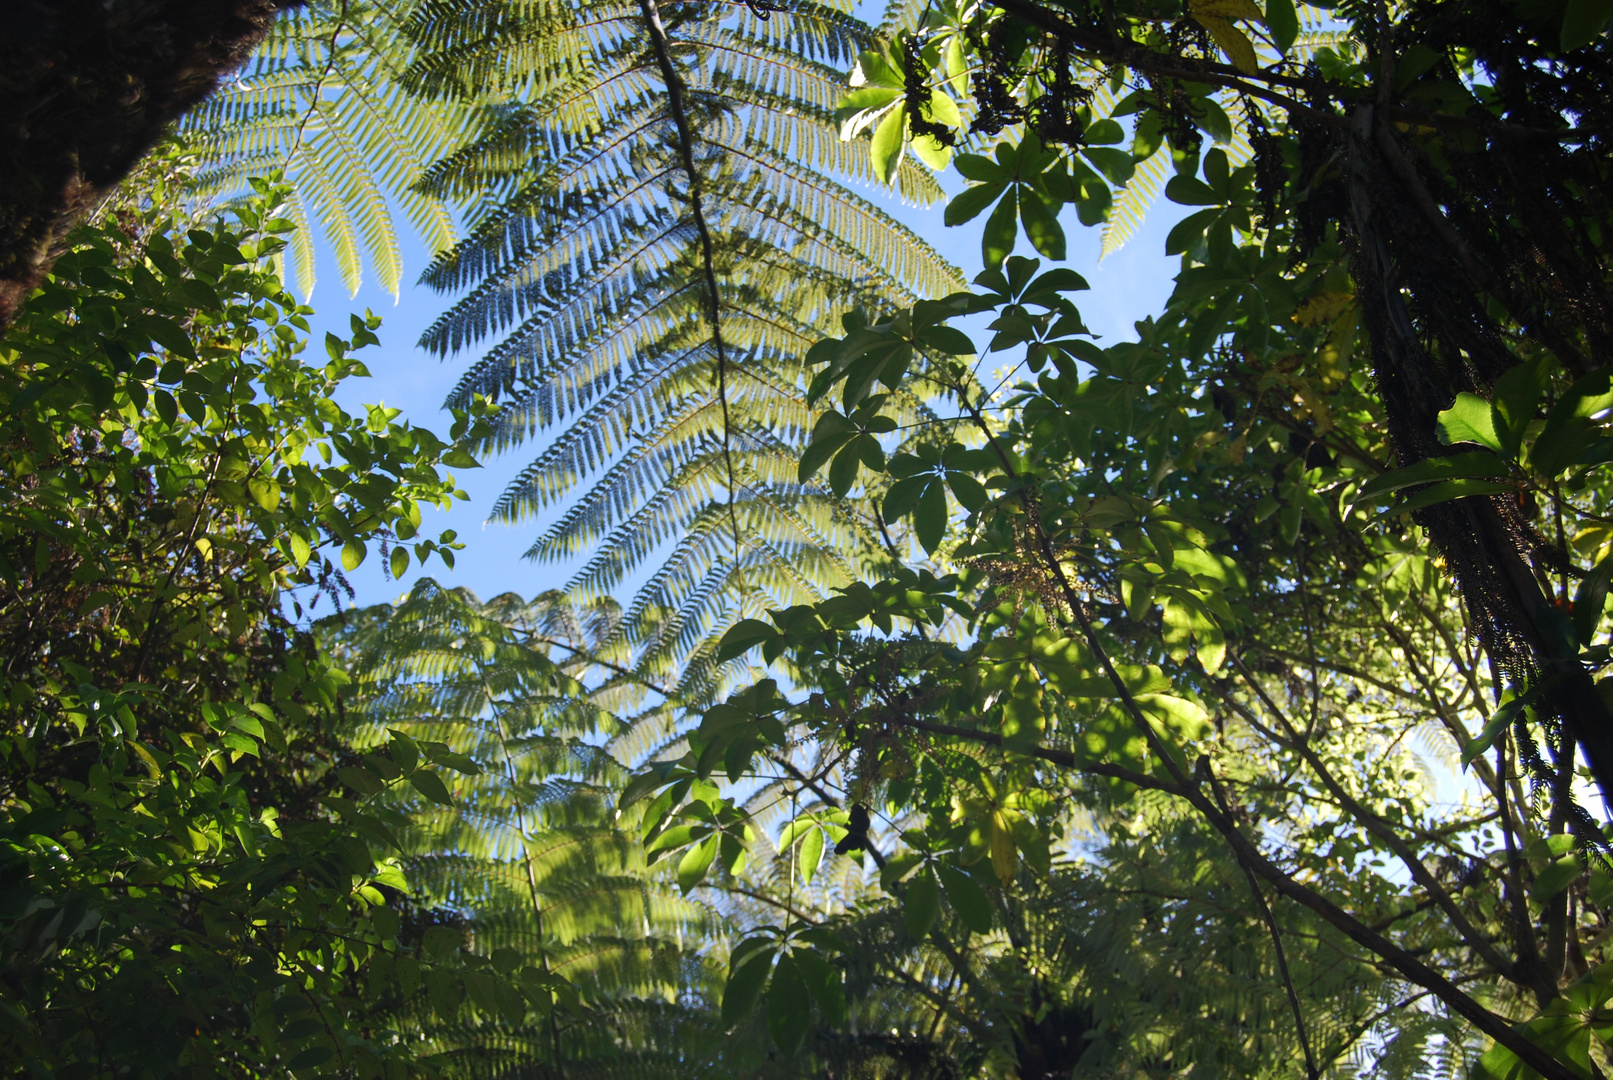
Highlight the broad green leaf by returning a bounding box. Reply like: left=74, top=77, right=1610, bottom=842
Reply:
left=1436, top=393, right=1504, bottom=454
left=338, top=766, right=385, bottom=797
left=677, top=833, right=720, bottom=891
left=1267, top=0, right=1298, bottom=52
left=1195, top=14, right=1260, bottom=73
left=722, top=941, right=775, bottom=1025
left=1564, top=0, right=1613, bottom=49
left=1374, top=479, right=1514, bottom=519
left=870, top=102, right=907, bottom=184
left=717, top=618, right=779, bottom=661
left=914, top=479, right=949, bottom=553
left=1353, top=451, right=1510, bottom=502
left=794, top=949, right=846, bottom=1027
left=798, top=826, right=825, bottom=885
left=799, top=411, right=858, bottom=481
left=408, top=768, right=455, bottom=806
left=1574, top=556, right=1613, bottom=646
left=342, top=539, right=367, bottom=571
left=937, top=863, right=993, bottom=934
left=913, top=133, right=953, bottom=171
left=1531, top=854, right=1582, bottom=902
left=1018, top=192, right=1066, bottom=261
left=767, top=954, right=812, bottom=1054
left=946, top=181, right=1008, bottom=226
left=425, top=969, right=462, bottom=1017
left=903, top=868, right=941, bottom=940
left=983, top=188, right=1019, bottom=269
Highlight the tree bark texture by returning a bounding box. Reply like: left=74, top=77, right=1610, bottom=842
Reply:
left=1347, top=104, right=1613, bottom=810
left=0, top=0, right=299, bottom=325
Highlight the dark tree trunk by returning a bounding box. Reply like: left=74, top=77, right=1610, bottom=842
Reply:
left=0, top=0, right=300, bottom=324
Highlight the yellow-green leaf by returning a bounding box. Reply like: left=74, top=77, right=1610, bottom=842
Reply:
left=1195, top=15, right=1261, bottom=74
left=870, top=102, right=907, bottom=184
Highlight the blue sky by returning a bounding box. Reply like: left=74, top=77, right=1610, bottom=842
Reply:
left=302, top=160, right=1188, bottom=613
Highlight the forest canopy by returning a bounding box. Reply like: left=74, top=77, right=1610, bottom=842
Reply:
left=6, top=2, right=1613, bottom=1080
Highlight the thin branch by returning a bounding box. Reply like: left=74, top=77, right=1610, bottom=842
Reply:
left=1226, top=652, right=1520, bottom=982
left=1199, top=757, right=1319, bottom=1080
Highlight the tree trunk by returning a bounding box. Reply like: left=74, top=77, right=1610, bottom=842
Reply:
left=0, top=0, right=300, bottom=325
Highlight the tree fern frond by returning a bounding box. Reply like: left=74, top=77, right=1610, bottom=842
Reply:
left=185, top=0, right=467, bottom=296
left=404, top=0, right=963, bottom=691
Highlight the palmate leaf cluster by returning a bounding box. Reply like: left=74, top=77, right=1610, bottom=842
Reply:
left=182, top=0, right=467, bottom=297
left=396, top=0, right=965, bottom=698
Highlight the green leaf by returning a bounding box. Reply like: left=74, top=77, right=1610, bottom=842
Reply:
left=1531, top=854, right=1582, bottom=902
left=1375, top=479, right=1514, bottom=519
left=338, top=766, right=385, bottom=797
left=286, top=1047, right=334, bottom=1070
left=884, top=475, right=927, bottom=521
left=914, top=480, right=949, bottom=553
left=389, top=546, right=410, bottom=580
left=722, top=942, right=775, bottom=1026
left=913, top=132, right=953, bottom=171
left=135, top=315, right=198, bottom=360
left=828, top=442, right=862, bottom=497
left=1575, top=557, right=1613, bottom=647
left=1563, top=0, right=1613, bottom=49
left=947, top=472, right=989, bottom=513
left=903, top=868, right=941, bottom=940
left=463, top=970, right=500, bottom=1015
left=937, top=863, right=994, bottom=934
left=1083, top=147, right=1136, bottom=186
left=1165, top=207, right=1222, bottom=255
left=717, top=618, right=779, bottom=662
left=799, top=411, right=858, bottom=481
left=288, top=531, right=311, bottom=569
left=440, top=447, right=481, bottom=468
left=1018, top=193, right=1066, bottom=261
left=917, top=325, right=976, bottom=354
left=794, top=949, right=846, bottom=1027
left=946, top=181, right=1008, bottom=226
left=767, top=954, right=812, bottom=1055
left=1491, top=360, right=1548, bottom=456
left=1353, top=451, right=1511, bottom=502
left=954, top=153, right=1005, bottom=182
left=1463, top=686, right=1539, bottom=766
left=342, top=539, right=367, bottom=571
left=799, top=826, right=825, bottom=885
left=677, top=833, right=720, bottom=891
left=1436, top=393, right=1505, bottom=454
left=1165, top=174, right=1220, bottom=206
left=425, top=969, right=462, bottom=1017
left=982, top=187, right=1019, bottom=269
left=870, top=102, right=907, bottom=184
left=1267, top=0, right=1298, bottom=52
left=408, top=768, right=455, bottom=806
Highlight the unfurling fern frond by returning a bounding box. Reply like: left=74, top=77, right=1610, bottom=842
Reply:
left=184, top=0, right=468, bottom=296
left=405, top=0, right=964, bottom=694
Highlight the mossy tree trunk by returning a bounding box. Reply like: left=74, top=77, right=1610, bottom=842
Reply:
left=0, top=0, right=299, bottom=324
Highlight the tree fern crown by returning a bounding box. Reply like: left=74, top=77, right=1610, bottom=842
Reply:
left=405, top=0, right=963, bottom=691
